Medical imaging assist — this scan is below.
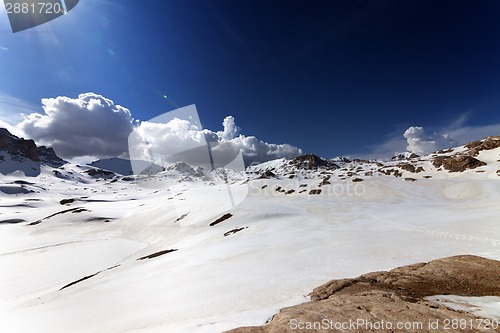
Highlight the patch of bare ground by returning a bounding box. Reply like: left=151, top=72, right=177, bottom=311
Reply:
left=28, top=207, right=88, bottom=225
left=137, top=249, right=178, bottom=260
left=398, top=163, right=425, bottom=173
left=60, top=265, right=120, bottom=291
left=209, top=213, right=233, bottom=227
left=465, top=136, right=500, bottom=156
left=226, top=255, right=500, bottom=333
left=209, top=213, right=233, bottom=226
left=224, top=227, right=248, bottom=237
left=433, top=155, right=486, bottom=172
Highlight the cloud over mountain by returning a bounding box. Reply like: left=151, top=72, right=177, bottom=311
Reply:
left=16, top=93, right=134, bottom=159
left=7, top=93, right=302, bottom=165
left=403, top=126, right=458, bottom=155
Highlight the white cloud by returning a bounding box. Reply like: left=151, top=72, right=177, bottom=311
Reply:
left=403, top=126, right=457, bottom=155
left=222, top=135, right=302, bottom=165
left=217, top=116, right=239, bottom=140
left=1, top=46, right=8, bottom=52
left=130, top=114, right=302, bottom=167
left=2, top=93, right=302, bottom=165
left=16, top=93, right=134, bottom=159
left=356, top=115, right=500, bottom=160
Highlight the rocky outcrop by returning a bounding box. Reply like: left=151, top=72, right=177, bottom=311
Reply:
left=465, top=136, right=500, bottom=156
left=0, top=128, right=40, bottom=162
left=0, top=128, right=67, bottom=166
left=290, top=154, right=339, bottom=170
left=391, top=151, right=420, bottom=161
left=433, top=155, right=486, bottom=172
left=397, top=163, right=424, bottom=173
left=38, top=146, right=67, bottom=167
left=227, top=255, right=500, bottom=333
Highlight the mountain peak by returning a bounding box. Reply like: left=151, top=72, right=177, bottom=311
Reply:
left=0, top=128, right=67, bottom=173
left=290, top=154, right=338, bottom=170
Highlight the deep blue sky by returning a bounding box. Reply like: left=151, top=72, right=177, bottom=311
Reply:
left=1, top=0, right=500, bottom=157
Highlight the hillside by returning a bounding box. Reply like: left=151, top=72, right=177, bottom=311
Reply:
left=0, top=132, right=499, bottom=332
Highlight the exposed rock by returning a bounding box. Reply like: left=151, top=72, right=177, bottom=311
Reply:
left=308, top=189, right=321, bottom=195
left=398, top=163, right=424, bottom=173
left=465, top=136, right=500, bottom=156
left=227, top=255, right=500, bottom=333
left=404, top=177, right=417, bottom=182
left=436, top=148, right=454, bottom=154
left=433, top=155, right=487, bottom=172
left=352, top=178, right=363, bottom=182
left=137, top=249, right=178, bottom=260
left=258, top=170, right=276, bottom=179
left=0, top=128, right=39, bottom=162
left=319, top=176, right=331, bottom=186
left=37, top=146, right=67, bottom=167
left=391, top=151, right=420, bottom=161
left=290, top=154, right=339, bottom=170
left=85, top=168, right=116, bottom=178
left=209, top=213, right=233, bottom=226
left=60, top=198, right=76, bottom=205
left=224, top=227, right=248, bottom=237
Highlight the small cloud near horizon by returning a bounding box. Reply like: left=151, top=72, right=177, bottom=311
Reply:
left=351, top=118, right=500, bottom=160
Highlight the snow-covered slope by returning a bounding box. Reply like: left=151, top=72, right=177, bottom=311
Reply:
left=0, top=135, right=499, bottom=332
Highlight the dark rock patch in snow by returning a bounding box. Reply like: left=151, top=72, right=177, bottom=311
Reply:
left=28, top=207, right=88, bottom=225
left=210, top=213, right=233, bottom=226
left=174, top=213, right=189, bottom=223
left=137, top=249, right=178, bottom=260
left=433, top=155, right=486, bottom=172
left=224, top=227, right=248, bottom=237
left=0, top=218, right=25, bottom=224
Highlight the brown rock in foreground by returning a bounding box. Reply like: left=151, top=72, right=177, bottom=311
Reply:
left=227, top=255, right=500, bottom=333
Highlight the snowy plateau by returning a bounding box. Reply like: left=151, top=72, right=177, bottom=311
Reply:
left=1, top=129, right=499, bottom=332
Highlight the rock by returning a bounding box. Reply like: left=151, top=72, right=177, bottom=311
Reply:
left=465, top=136, right=500, bottom=156
left=308, top=189, right=321, bottom=195
left=226, top=255, right=500, bottom=333
left=352, top=178, right=363, bottom=182
left=209, top=213, right=233, bottom=226
left=85, top=168, right=116, bottom=178
left=0, top=128, right=40, bottom=162
left=37, top=146, right=67, bottom=167
left=258, top=170, right=276, bottom=179
left=398, top=163, right=424, bottom=173
left=290, top=154, right=339, bottom=170
left=391, top=152, right=420, bottom=161
left=433, top=155, right=487, bottom=172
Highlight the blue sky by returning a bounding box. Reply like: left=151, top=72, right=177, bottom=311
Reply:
left=1, top=0, right=500, bottom=161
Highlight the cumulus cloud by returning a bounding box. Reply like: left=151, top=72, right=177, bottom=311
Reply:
left=403, top=126, right=457, bottom=155
left=129, top=112, right=302, bottom=168
left=2, top=93, right=301, bottom=165
left=217, top=116, right=239, bottom=140
left=16, top=93, right=134, bottom=159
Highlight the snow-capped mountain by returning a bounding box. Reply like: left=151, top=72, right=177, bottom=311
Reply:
left=0, top=131, right=499, bottom=332
left=88, top=157, right=165, bottom=176
left=0, top=128, right=67, bottom=177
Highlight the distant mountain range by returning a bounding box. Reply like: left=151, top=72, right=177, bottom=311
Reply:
left=1, top=127, right=499, bottom=181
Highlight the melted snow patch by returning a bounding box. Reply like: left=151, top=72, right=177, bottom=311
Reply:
left=425, top=295, right=500, bottom=320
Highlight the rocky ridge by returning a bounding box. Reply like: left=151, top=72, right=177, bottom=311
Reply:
left=227, top=255, right=500, bottom=333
